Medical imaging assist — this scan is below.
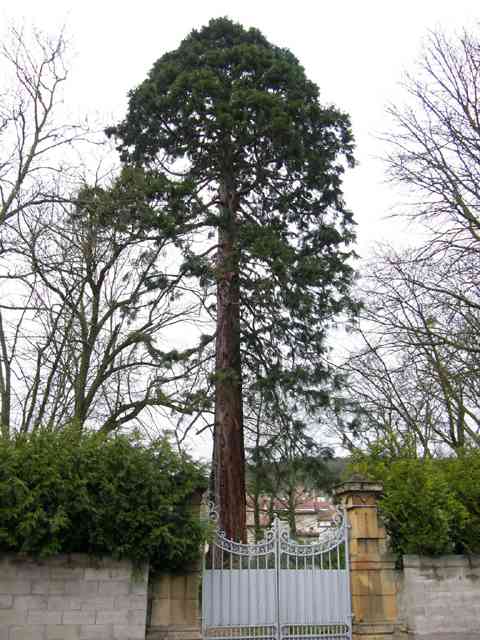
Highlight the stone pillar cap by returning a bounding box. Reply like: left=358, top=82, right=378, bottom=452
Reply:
left=333, top=475, right=383, bottom=500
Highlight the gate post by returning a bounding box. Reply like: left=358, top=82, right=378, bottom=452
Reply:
left=148, top=562, right=201, bottom=640
left=334, top=477, right=399, bottom=640
left=147, top=490, right=203, bottom=640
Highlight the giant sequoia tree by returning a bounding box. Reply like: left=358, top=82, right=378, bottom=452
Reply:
left=108, top=18, right=357, bottom=540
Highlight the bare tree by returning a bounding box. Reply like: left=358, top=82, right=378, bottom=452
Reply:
left=386, top=29, right=480, bottom=247
left=336, top=28, right=480, bottom=456
left=0, top=25, right=214, bottom=438
left=337, top=249, right=480, bottom=455
left=0, top=189, right=211, bottom=437
left=0, top=25, right=87, bottom=227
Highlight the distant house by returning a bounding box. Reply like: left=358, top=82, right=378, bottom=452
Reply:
left=246, top=490, right=337, bottom=541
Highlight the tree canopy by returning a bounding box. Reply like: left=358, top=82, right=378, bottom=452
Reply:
left=108, top=18, right=358, bottom=539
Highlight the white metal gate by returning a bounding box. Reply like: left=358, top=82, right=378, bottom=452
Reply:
left=202, top=509, right=352, bottom=640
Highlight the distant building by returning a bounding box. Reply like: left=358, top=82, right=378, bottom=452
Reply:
left=246, top=490, right=337, bottom=541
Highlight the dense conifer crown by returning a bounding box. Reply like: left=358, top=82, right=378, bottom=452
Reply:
left=108, top=18, right=358, bottom=412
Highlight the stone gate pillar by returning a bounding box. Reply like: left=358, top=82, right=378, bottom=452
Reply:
left=147, top=490, right=204, bottom=640
left=147, top=561, right=202, bottom=640
left=334, top=478, right=399, bottom=640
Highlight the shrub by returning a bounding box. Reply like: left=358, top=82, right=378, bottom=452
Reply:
left=349, top=447, right=480, bottom=557
left=443, top=452, right=480, bottom=554
left=378, top=458, right=468, bottom=556
left=0, top=428, right=207, bottom=569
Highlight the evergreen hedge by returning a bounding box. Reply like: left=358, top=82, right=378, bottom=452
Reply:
left=351, top=447, right=480, bottom=557
left=0, top=428, right=207, bottom=569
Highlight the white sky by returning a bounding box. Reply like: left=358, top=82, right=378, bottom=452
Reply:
left=2, top=0, right=479, bottom=455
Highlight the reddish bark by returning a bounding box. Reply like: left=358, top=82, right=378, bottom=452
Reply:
left=213, top=194, right=246, bottom=542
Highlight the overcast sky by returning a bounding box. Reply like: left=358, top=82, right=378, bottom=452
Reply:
left=2, top=1, right=479, bottom=454
left=3, top=0, right=479, bottom=256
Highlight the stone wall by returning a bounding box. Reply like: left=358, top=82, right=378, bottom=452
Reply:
left=0, top=553, right=148, bottom=640
left=147, top=564, right=201, bottom=640
left=398, top=555, right=480, bottom=640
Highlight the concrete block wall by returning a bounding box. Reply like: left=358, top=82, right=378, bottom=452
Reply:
left=398, top=555, right=480, bottom=639
left=0, top=553, right=148, bottom=640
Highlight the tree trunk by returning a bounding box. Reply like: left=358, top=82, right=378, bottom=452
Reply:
left=253, top=493, right=261, bottom=542
left=288, top=488, right=297, bottom=538
left=213, top=190, right=246, bottom=542
left=0, top=312, right=11, bottom=438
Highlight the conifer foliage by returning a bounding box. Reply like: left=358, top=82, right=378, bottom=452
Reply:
left=108, top=18, right=358, bottom=540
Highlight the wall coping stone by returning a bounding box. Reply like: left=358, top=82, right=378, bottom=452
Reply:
left=0, top=552, right=136, bottom=569
left=403, top=554, right=480, bottom=569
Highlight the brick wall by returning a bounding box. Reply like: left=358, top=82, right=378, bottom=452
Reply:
left=0, top=553, right=148, bottom=640
left=398, top=555, right=480, bottom=639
